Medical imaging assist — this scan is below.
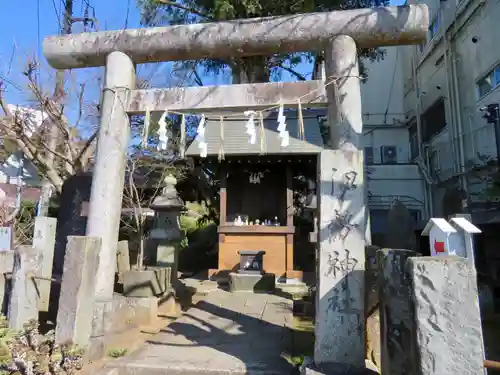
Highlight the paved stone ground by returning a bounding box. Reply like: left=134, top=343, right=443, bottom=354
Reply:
left=107, top=290, right=296, bottom=375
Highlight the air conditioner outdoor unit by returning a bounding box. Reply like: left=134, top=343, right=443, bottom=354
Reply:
left=381, top=146, right=398, bottom=164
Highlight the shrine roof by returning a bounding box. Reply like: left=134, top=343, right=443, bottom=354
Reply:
left=185, top=109, right=325, bottom=157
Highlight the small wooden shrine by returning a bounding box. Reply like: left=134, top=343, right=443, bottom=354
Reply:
left=185, top=110, right=324, bottom=281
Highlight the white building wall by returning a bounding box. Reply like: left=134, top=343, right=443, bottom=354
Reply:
left=313, top=47, right=428, bottom=228
left=400, top=0, right=500, bottom=221
left=0, top=152, right=41, bottom=186
left=361, top=47, right=406, bottom=127
left=360, top=48, right=426, bottom=224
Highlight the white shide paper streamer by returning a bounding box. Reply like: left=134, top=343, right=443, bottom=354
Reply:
left=157, top=110, right=169, bottom=151
left=197, top=114, right=208, bottom=158
left=277, top=104, right=289, bottom=147
left=244, top=110, right=257, bottom=145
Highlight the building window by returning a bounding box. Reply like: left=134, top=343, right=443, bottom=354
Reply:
left=428, top=13, right=441, bottom=40
left=421, top=98, right=446, bottom=142
left=380, top=146, right=398, bottom=164
left=477, top=63, right=500, bottom=99
left=430, top=149, right=440, bottom=174
left=365, top=147, right=374, bottom=165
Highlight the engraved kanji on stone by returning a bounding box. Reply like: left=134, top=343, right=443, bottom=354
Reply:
left=328, top=210, right=359, bottom=243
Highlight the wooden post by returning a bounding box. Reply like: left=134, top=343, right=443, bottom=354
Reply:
left=286, top=166, right=294, bottom=277
left=220, top=164, right=227, bottom=225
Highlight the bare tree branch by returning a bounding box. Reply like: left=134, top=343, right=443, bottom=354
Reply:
left=0, top=59, right=99, bottom=195
left=276, top=63, right=307, bottom=81
left=155, top=0, right=214, bottom=20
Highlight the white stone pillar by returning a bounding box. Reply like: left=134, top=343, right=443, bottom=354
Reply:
left=315, top=35, right=366, bottom=368
left=407, top=257, right=485, bottom=375
left=86, top=51, right=135, bottom=301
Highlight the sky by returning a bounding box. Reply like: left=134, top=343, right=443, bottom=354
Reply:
left=0, top=0, right=405, bottom=120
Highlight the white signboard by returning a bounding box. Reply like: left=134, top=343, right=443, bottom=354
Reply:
left=0, top=227, right=12, bottom=251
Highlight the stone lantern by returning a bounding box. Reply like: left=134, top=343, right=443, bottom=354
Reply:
left=149, top=174, right=184, bottom=284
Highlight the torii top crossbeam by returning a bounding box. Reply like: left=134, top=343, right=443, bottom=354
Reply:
left=43, top=5, right=428, bottom=70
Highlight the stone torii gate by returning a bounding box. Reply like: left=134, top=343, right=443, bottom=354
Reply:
left=43, top=5, right=428, bottom=369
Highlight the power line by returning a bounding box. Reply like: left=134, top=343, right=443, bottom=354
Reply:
left=51, top=0, right=63, bottom=30
left=383, top=48, right=399, bottom=125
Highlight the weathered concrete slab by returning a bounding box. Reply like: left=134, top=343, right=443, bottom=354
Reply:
left=43, top=5, right=428, bottom=69
left=108, top=290, right=294, bottom=374
left=406, top=256, right=485, bottom=375
left=56, top=236, right=101, bottom=347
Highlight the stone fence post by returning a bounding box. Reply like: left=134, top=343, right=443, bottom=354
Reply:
left=116, top=240, right=130, bottom=283
left=365, top=245, right=381, bottom=369
left=8, top=246, right=40, bottom=330
left=0, top=250, right=14, bottom=315
left=377, top=248, right=418, bottom=375
left=405, top=256, right=485, bottom=375
left=56, top=236, right=101, bottom=347
left=33, top=216, right=57, bottom=312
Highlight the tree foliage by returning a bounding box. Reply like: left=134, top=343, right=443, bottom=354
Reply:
left=137, top=0, right=389, bottom=83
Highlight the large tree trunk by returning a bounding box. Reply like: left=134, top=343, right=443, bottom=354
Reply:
left=231, top=56, right=270, bottom=84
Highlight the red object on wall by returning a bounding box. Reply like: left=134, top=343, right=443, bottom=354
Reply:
left=434, top=239, right=445, bottom=253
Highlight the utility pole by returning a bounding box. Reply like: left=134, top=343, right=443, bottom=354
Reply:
left=38, top=0, right=74, bottom=217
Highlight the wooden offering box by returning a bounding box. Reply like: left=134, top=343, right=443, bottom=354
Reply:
left=217, top=225, right=295, bottom=278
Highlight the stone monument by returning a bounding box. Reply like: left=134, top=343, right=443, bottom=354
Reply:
left=386, top=199, right=417, bottom=251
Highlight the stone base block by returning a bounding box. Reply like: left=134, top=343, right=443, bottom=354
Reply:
left=300, top=363, right=378, bottom=375
left=158, top=291, right=177, bottom=316
left=123, top=267, right=171, bottom=297
left=89, top=294, right=160, bottom=361
left=228, top=272, right=275, bottom=292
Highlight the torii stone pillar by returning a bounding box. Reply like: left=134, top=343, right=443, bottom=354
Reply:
left=315, top=35, right=366, bottom=367
left=86, top=51, right=135, bottom=301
